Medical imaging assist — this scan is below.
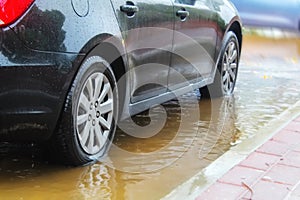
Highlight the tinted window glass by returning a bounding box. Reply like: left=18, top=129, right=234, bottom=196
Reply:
left=175, top=0, right=196, bottom=5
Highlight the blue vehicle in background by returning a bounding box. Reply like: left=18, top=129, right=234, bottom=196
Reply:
left=230, top=0, right=300, bottom=31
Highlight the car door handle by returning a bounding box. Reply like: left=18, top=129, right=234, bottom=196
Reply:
left=120, top=4, right=139, bottom=14
left=176, top=10, right=189, bottom=20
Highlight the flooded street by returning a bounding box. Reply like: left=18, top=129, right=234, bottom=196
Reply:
left=1, top=31, right=300, bottom=200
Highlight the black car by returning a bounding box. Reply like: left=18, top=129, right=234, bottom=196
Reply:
left=0, top=0, right=242, bottom=165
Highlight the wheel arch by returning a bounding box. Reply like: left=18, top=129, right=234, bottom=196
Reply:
left=72, top=34, right=129, bottom=120
left=227, top=20, right=243, bottom=56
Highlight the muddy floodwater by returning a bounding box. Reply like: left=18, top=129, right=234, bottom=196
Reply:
left=0, top=31, right=300, bottom=199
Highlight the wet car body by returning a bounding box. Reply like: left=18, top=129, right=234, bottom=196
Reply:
left=0, top=0, right=242, bottom=165
left=0, top=1, right=120, bottom=139
left=230, top=0, right=300, bottom=31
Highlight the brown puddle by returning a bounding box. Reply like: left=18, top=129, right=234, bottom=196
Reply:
left=0, top=32, right=300, bottom=199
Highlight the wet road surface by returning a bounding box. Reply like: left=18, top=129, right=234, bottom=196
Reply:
left=0, top=31, right=300, bottom=199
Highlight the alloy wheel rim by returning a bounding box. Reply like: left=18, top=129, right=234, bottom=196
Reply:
left=76, top=72, right=114, bottom=155
left=222, top=41, right=238, bottom=94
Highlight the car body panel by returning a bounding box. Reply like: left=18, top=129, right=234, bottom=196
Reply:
left=210, top=0, right=242, bottom=64
left=169, top=0, right=218, bottom=89
left=10, top=0, right=123, bottom=53
left=0, top=27, right=83, bottom=140
left=110, top=0, right=174, bottom=103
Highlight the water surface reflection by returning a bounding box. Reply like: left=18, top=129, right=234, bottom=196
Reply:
left=0, top=34, right=300, bottom=199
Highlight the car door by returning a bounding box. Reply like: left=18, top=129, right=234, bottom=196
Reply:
left=168, top=0, right=217, bottom=89
left=110, top=0, right=174, bottom=103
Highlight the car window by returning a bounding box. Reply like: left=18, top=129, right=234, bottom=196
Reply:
left=175, top=0, right=196, bottom=5
left=174, top=0, right=208, bottom=6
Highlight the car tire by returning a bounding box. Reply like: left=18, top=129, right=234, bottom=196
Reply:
left=48, top=56, right=118, bottom=166
left=200, top=31, right=240, bottom=98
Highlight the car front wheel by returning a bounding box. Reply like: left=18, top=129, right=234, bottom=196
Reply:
left=200, top=31, right=240, bottom=98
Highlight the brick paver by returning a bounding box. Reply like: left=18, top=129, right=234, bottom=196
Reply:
left=197, top=116, right=300, bottom=200
left=256, top=140, right=289, bottom=156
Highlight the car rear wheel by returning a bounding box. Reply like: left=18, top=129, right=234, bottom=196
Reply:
left=200, top=31, right=240, bottom=98
left=49, top=56, right=118, bottom=166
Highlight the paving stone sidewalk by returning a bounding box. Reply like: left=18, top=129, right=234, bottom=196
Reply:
left=196, top=116, right=300, bottom=200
